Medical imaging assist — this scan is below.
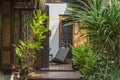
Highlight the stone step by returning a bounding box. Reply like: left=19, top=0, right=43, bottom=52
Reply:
left=26, top=71, right=82, bottom=80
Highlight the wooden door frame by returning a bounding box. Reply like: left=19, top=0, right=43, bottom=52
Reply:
left=59, top=15, right=73, bottom=48
left=41, top=5, right=50, bottom=68
left=0, top=0, right=2, bottom=68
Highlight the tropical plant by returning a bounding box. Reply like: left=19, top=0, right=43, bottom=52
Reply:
left=68, top=0, right=120, bottom=59
left=67, top=0, right=120, bottom=79
left=13, top=9, right=48, bottom=80
left=71, top=44, right=97, bottom=78
left=88, top=59, right=120, bottom=80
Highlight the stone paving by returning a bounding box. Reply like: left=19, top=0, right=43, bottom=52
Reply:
left=0, top=71, right=12, bottom=80
left=0, top=71, right=4, bottom=80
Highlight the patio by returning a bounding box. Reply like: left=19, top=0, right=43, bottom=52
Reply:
left=1, top=0, right=119, bottom=80
left=26, top=62, right=82, bottom=80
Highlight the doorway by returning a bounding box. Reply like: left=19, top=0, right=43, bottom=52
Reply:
left=59, top=15, right=73, bottom=48
left=59, top=15, right=73, bottom=59
left=62, top=20, right=73, bottom=47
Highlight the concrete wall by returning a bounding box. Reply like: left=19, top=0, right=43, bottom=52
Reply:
left=47, top=3, right=69, bottom=57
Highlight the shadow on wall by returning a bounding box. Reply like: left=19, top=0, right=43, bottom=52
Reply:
left=49, top=23, right=59, bottom=57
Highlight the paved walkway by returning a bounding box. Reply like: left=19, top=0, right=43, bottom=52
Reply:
left=0, top=71, right=13, bottom=80
left=0, top=71, right=4, bottom=80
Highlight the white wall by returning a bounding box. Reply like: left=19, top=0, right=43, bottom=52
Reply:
left=47, top=3, right=69, bottom=57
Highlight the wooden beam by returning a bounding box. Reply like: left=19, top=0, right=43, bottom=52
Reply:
left=47, top=0, right=75, bottom=3
left=14, top=2, right=37, bottom=9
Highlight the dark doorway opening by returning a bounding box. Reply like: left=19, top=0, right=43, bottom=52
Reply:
left=62, top=20, right=73, bottom=48
left=59, top=15, right=73, bottom=59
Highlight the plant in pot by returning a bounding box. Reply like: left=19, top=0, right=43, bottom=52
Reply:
left=67, top=0, right=120, bottom=79
left=13, top=9, right=48, bottom=80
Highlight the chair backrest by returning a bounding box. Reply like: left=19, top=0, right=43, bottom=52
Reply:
left=50, top=47, right=70, bottom=63
left=55, top=47, right=70, bottom=62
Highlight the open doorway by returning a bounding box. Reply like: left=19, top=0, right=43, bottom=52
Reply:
left=61, top=20, right=73, bottom=47
left=59, top=15, right=73, bottom=59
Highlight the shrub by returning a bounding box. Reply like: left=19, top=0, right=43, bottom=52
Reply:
left=72, top=44, right=97, bottom=79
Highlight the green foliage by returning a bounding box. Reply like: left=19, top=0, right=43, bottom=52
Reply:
left=72, top=44, right=97, bottom=78
left=13, top=9, right=48, bottom=58
left=91, top=59, right=120, bottom=80
left=68, top=0, right=120, bottom=59
left=12, top=44, right=23, bottom=59
left=29, top=9, right=48, bottom=41
left=12, top=9, right=48, bottom=80
left=68, top=0, right=120, bottom=80
left=72, top=44, right=120, bottom=80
